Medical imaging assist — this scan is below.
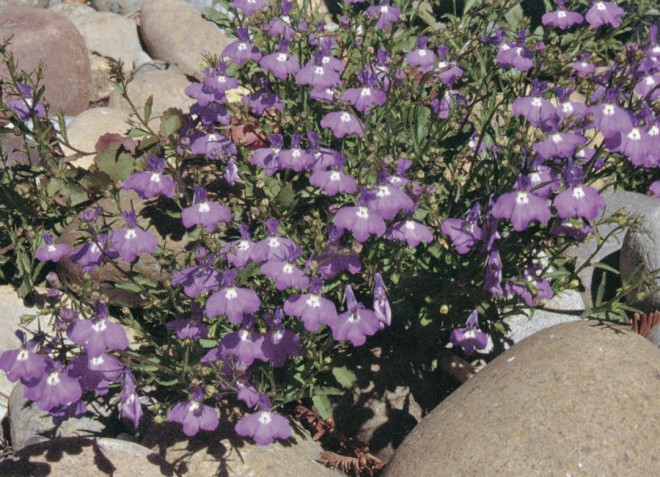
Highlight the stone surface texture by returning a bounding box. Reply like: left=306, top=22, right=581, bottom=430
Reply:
left=568, top=189, right=660, bottom=309
left=141, top=421, right=341, bottom=476
left=0, top=437, right=179, bottom=476
left=47, top=2, right=96, bottom=17
left=0, top=6, right=91, bottom=115
left=384, top=321, right=660, bottom=477
left=93, top=0, right=143, bottom=14
left=140, top=0, right=230, bottom=79
left=0, top=0, right=48, bottom=7
left=108, top=69, right=194, bottom=128
left=62, top=107, right=131, bottom=167
left=619, top=195, right=660, bottom=312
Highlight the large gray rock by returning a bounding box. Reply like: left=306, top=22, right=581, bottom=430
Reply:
left=47, top=2, right=96, bottom=17
left=108, top=69, right=194, bottom=128
left=8, top=382, right=109, bottom=451
left=140, top=0, right=230, bottom=79
left=384, top=321, right=660, bottom=476
left=568, top=189, right=660, bottom=309
left=0, top=0, right=48, bottom=7
left=141, top=421, right=341, bottom=476
left=0, top=6, right=91, bottom=115
left=0, top=437, right=179, bottom=476
left=92, top=0, right=143, bottom=15
left=620, top=196, right=660, bottom=312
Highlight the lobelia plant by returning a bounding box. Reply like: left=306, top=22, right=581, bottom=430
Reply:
left=0, top=0, right=658, bottom=458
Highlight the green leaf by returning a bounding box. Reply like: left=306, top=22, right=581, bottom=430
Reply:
left=504, top=3, right=524, bottom=30
left=312, top=394, right=333, bottom=420
left=114, top=282, right=142, bottom=293
left=143, top=96, right=153, bottom=124
left=275, top=182, right=296, bottom=209
left=592, top=262, right=620, bottom=275
left=98, top=145, right=134, bottom=182
left=332, top=366, right=357, bottom=389
left=82, top=171, right=114, bottom=194
left=159, top=108, right=184, bottom=137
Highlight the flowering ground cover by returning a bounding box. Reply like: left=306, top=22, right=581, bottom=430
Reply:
left=0, top=0, right=658, bottom=471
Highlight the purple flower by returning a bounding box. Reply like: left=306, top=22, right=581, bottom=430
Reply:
left=107, top=211, right=157, bottom=263
left=122, top=156, right=176, bottom=199
left=182, top=186, right=232, bottom=233
left=320, top=111, right=364, bottom=139
left=542, top=1, right=584, bottom=30
left=496, top=32, right=534, bottom=72
left=168, top=389, right=219, bottom=437
left=434, top=47, right=463, bottom=87
left=507, top=266, right=554, bottom=306
left=365, top=181, right=415, bottom=220
left=484, top=249, right=504, bottom=295
left=572, top=53, right=596, bottom=77
left=372, top=273, right=391, bottom=328
left=230, top=0, right=267, bottom=15
left=441, top=204, right=482, bottom=254
left=587, top=91, right=633, bottom=138
left=235, top=394, right=292, bottom=446
left=69, top=352, right=123, bottom=395
left=553, top=183, right=605, bottom=221
left=189, top=131, right=237, bottom=159
left=649, top=180, right=660, bottom=198
left=171, top=262, right=222, bottom=298
left=387, top=219, right=433, bottom=247
left=7, top=82, right=46, bottom=122
left=251, top=219, right=297, bottom=262
left=278, top=134, right=314, bottom=172
left=604, top=124, right=656, bottom=168
left=339, top=72, right=387, bottom=113
left=0, top=333, right=47, bottom=385
left=283, top=284, right=338, bottom=332
left=551, top=218, right=595, bottom=240
left=450, top=310, right=489, bottom=355
left=326, top=286, right=380, bottom=346
left=68, top=302, right=129, bottom=357
left=24, top=361, right=83, bottom=412
left=262, top=325, right=301, bottom=367
left=236, top=379, right=260, bottom=407
left=250, top=134, right=283, bottom=175
left=533, top=130, right=586, bottom=161
left=295, top=57, right=342, bottom=89
left=205, top=270, right=261, bottom=324
left=222, top=224, right=256, bottom=269
left=222, top=28, right=262, bottom=65
left=405, top=37, right=436, bottom=72
left=260, top=246, right=310, bottom=291
left=260, top=41, right=300, bottom=80
left=366, top=1, right=402, bottom=31
left=69, top=233, right=108, bottom=273
left=528, top=165, right=560, bottom=199
left=334, top=204, right=386, bottom=243
left=511, top=84, right=559, bottom=130
left=35, top=234, right=71, bottom=263
left=121, top=369, right=142, bottom=428
left=309, top=163, right=358, bottom=196
left=218, top=329, right=267, bottom=367
left=166, top=303, right=209, bottom=340
left=585, top=1, right=625, bottom=28
left=492, top=178, right=552, bottom=232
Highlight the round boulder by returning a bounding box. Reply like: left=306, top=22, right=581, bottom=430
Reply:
left=384, top=321, right=660, bottom=476
left=0, top=6, right=91, bottom=115
left=620, top=195, right=660, bottom=312
left=0, top=1, right=48, bottom=7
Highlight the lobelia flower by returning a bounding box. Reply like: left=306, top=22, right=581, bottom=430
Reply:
left=586, top=89, right=633, bottom=139
left=7, top=82, right=46, bottom=122
left=107, top=211, right=157, bottom=263
left=506, top=265, right=554, bottom=306
left=217, top=328, right=267, bottom=368
left=366, top=1, right=402, bottom=31
left=68, top=302, right=130, bottom=357
left=450, top=310, right=489, bottom=355
left=386, top=217, right=434, bottom=247
left=511, top=81, right=559, bottom=130
left=189, top=131, right=237, bottom=159
left=295, top=52, right=342, bottom=89
left=434, top=46, right=463, bottom=87
left=365, top=175, right=415, bottom=220
left=441, top=203, right=483, bottom=254
left=222, top=28, right=262, bottom=65
left=604, top=119, right=656, bottom=168
left=278, top=134, right=314, bottom=172
left=235, top=394, right=292, bottom=446
left=333, top=193, right=387, bottom=243
left=251, top=219, right=297, bottom=262
left=649, top=180, right=660, bottom=198
left=230, top=0, right=267, bottom=15
left=36, top=233, right=71, bottom=263
left=634, top=72, right=660, bottom=102
left=260, top=244, right=310, bottom=291
left=551, top=218, right=595, bottom=240
left=250, top=133, right=283, bottom=176
left=236, top=379, right=260, bottom=407
left=283, top=278, right=338, bottom=332
left=326, top=285, right=380, bottom=346
left=260, top=40, right=300, bottom=80
left=166, top=302, right=209, bottom=340
left=181, top=185, right=232, bottom=233
left=496, top=31, right=534, bottom=72
left=205, top=269, right=261, bottom=324
left=202, top=62, right=239, bottom=96
left=405, top=36, right=436, bottom=73
left=69, top=351, right=123, bottom=396
left=431, top=89, right=465, bottom=120
left=554, top=86, right=587, bottom=123
left=122, top=155, right=176, bottom=199
left=492, top=176, right=552, bottom=232
left=542, top=0, right=584, bottom=30
left=553, top=167, right=605, bottom=221
left=171, top=258, right=222, bottom=299
left=261, top=309, right=302, bottom=367
left=310, top=86, right=338, bottom=103
left=167, top=387, right=219, bottom=436
left=320, top=111, right=364, bottom=139
left=585, top=1, right=625, bottom=29
left=572, top=53, right=596, bottom=77
left=69, top=232, right=108, bottom=274
left=533, top=129, right=586, bottom=161
left=528, top=164, right=560, bottom=199
left=339, top=71, right=387, bottom=114
left=222, top=224, right=256, bottom=269
left=0, top=332, right=47, bottom=385
left=50, top=400, right=87, bottom=425
left=191, top=101, right=231, bottom=126
left=372, top=273, right=391, bottom=328
left=484, top=249, right=504, bottom=295
left=309, top=154, right=358, bottom=196
left=23, top=360, right=83, bottom=412
left=121, top=369, right=142, bottom=428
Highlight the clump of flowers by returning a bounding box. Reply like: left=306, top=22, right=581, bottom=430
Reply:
left=0, top=0, right=657, bottom=451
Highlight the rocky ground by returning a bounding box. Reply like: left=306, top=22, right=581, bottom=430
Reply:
left=0, top=1, right=659, bottom=475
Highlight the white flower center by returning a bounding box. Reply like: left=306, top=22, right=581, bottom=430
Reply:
left=551, top=133, right=563, bottom=143
left=558, top=11, right=567, bottom=18
left=648, top=125, right=659, bottom=137
left=348, top=312, right=360, bottom=323
left=188, top=401, right=200, bottom=412
left=596, top=2, right=606, bottom=11
left=268, top=237, right=280, bottom=248
left=238, top=240, right=250, bottom=251
left=238, top=43, right=247, bottom=51
left=627, top=128, right=641, bottom=141
left=306, top=295, right=321, bottom=308
left=561, top=102, right=574, bottom=113
left=240, top=329, right=250, bottom=341
left=90, top=356, right=104, bottom=367
left=47, top=244, right=57, bottom=252
left=516, top=191, right=529, bottom=205
left=124, top=229, right=137, bottom=240
left=272, top=330, right=283, bottom=342
left=150, top=173, right=161, bottom=183
left=277, top=53, right=288, bottom=62
left=404, top=220, right=415, bottom=230
left=225, top=287, right=238, bottom=299
left=357, top=206, right=369, bottom=219
left=531, top=98, right=542, bottom=107
left=376, top=185, right=391, bottom=197
left=322, top=56, right=330, bottom=64
left=47, top=371, right=61, bottom=386
left=282, top=263, right=293, bottom=274
left=530, top=172, right=541, bottom=183
left=314, top=66, right=325, bottom=75
left=418, top=50, right=427, bottom=56
left=17, top=349, right=29, bottom=361
left=329, top=171, right=341, bottom=181
left=93, top=320, right=108, bottom=333
left=380, top=5, right=389, bottom=13
left=340, top=112, right=351, bottom=122
left=572, top=186, right=585, bottom=199
left=217, top=76, right=226, bottom=84
left=360, top=87, right=372, bottom=97
left=603, top=104, right=615, bottom=116
left=645, top=75, right=656, bottom=86
left=259, top=411, right=272, bottom=424
left=198, top=202, right=210, bottom=213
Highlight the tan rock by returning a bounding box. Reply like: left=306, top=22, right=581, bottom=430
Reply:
left=62, top=107, right=131, bottom=168
left=384, top=321, right=660, bottom=476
